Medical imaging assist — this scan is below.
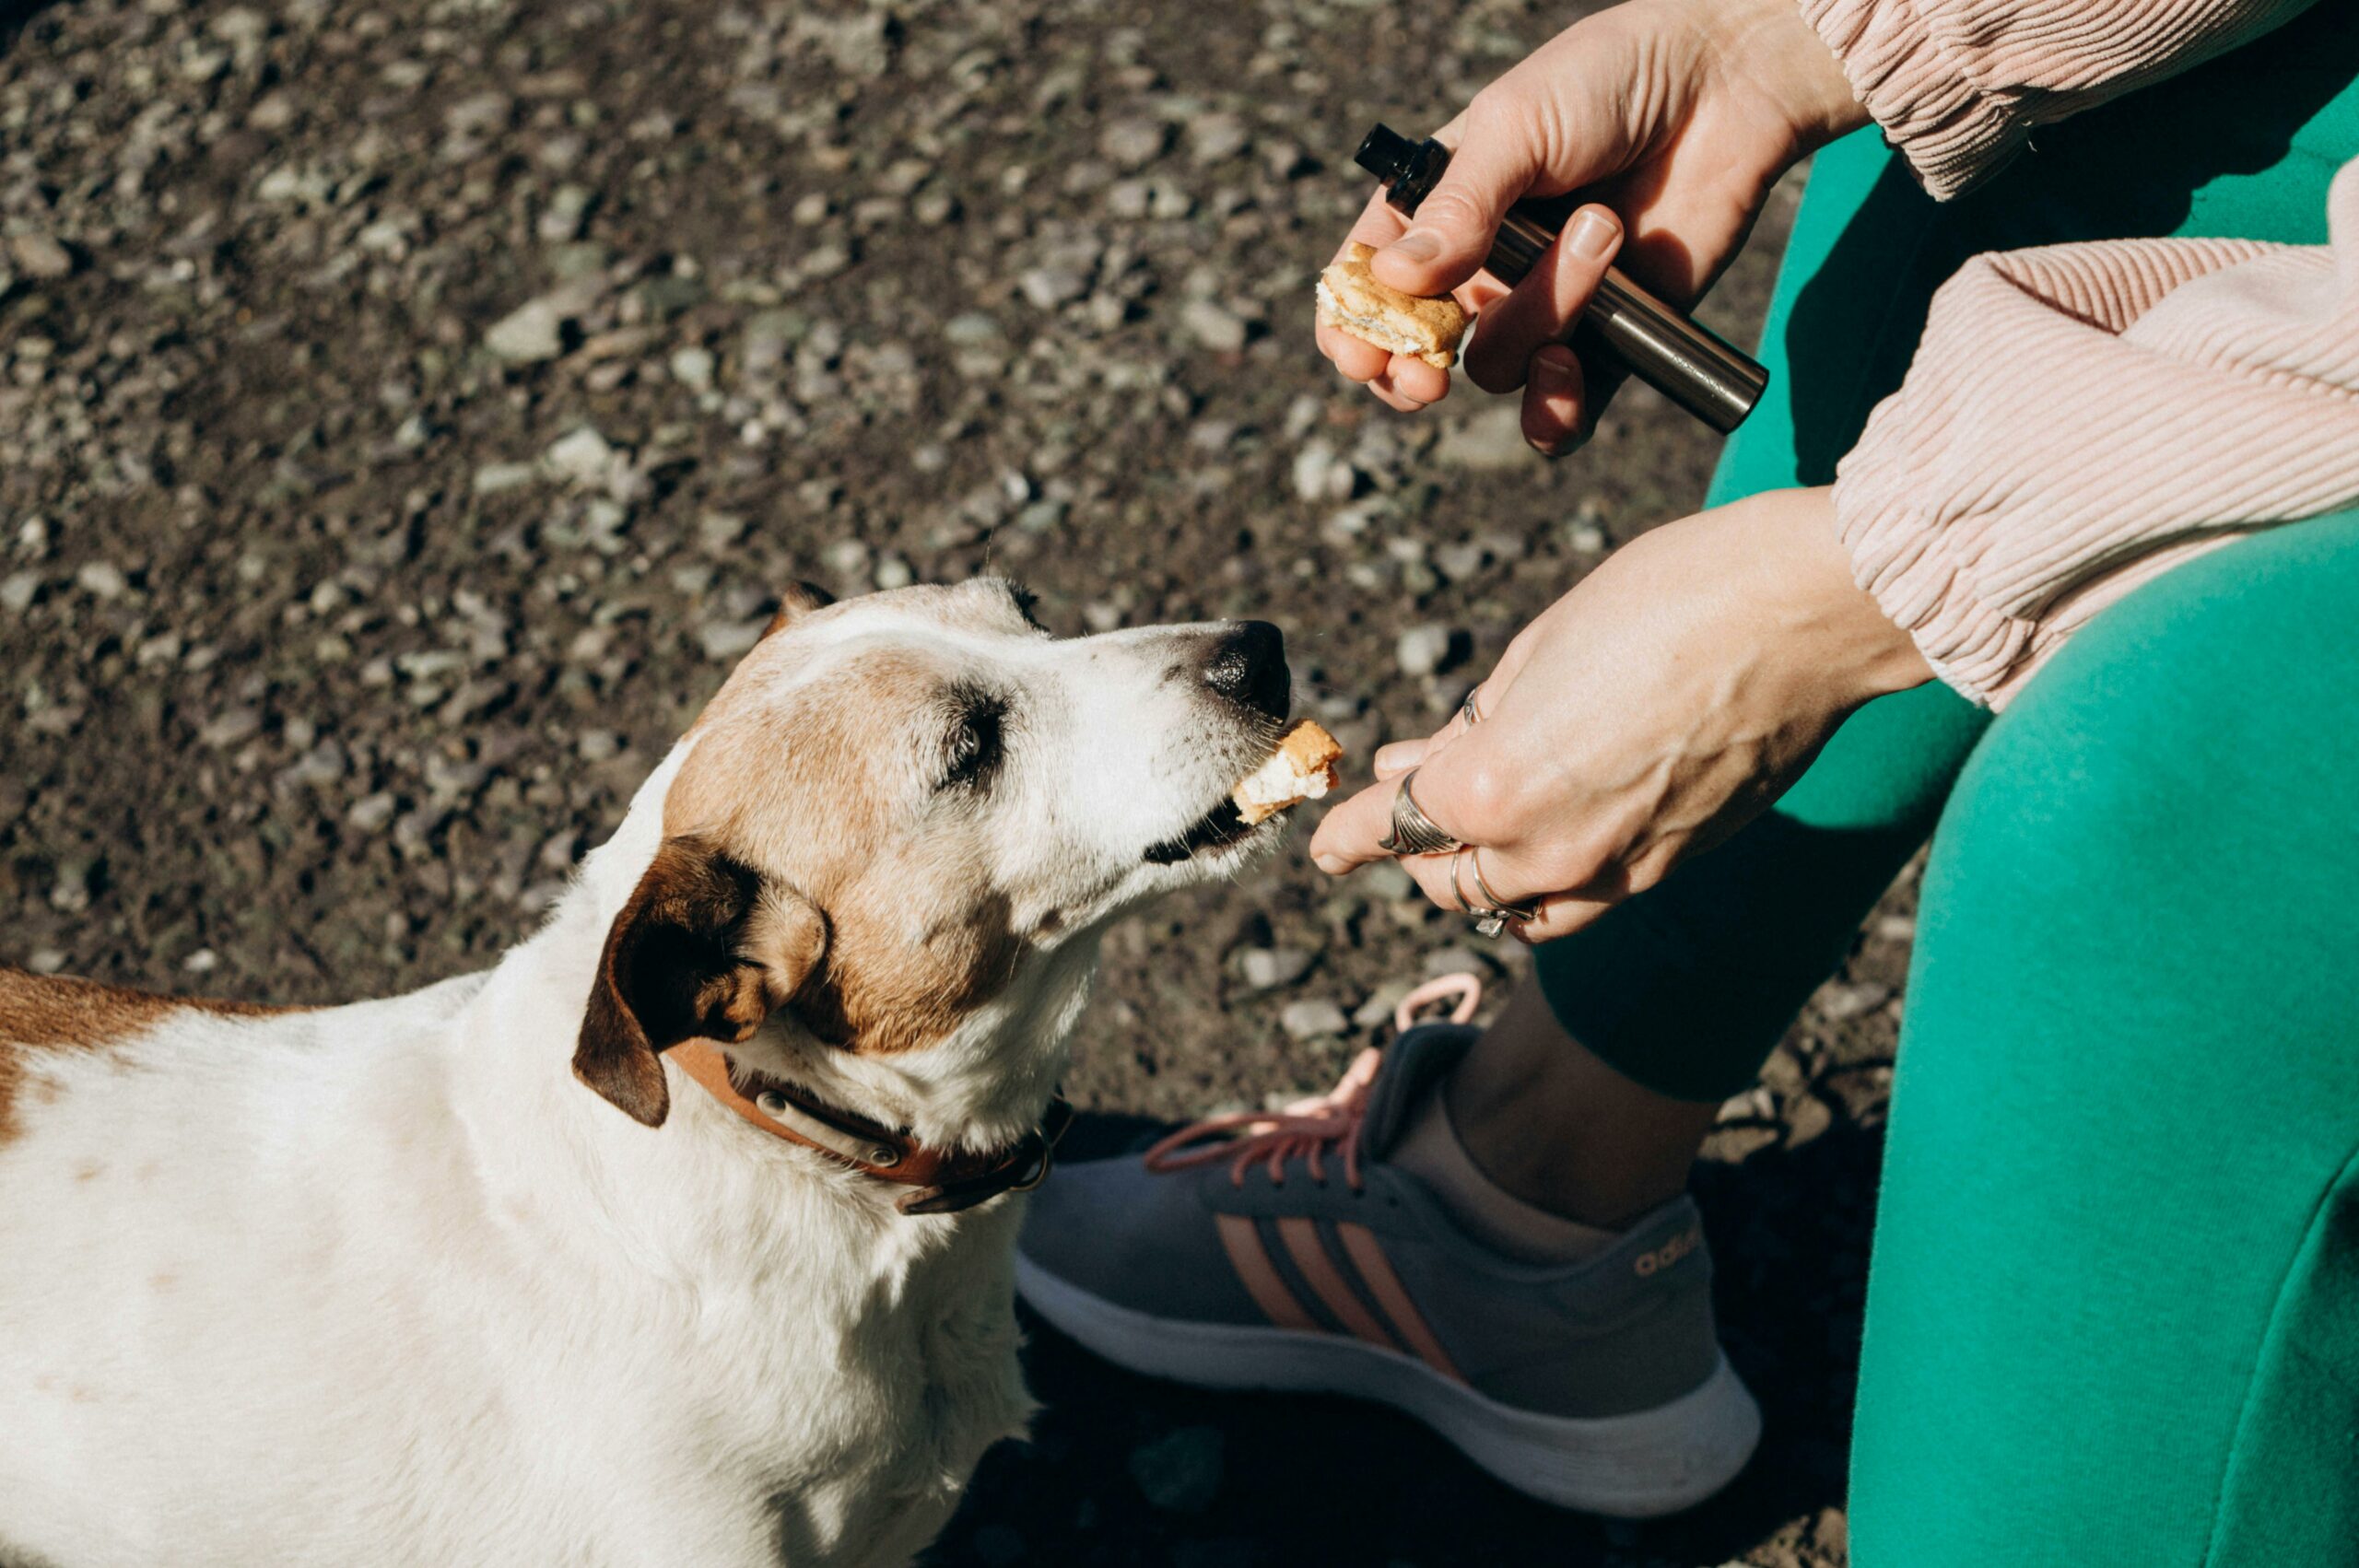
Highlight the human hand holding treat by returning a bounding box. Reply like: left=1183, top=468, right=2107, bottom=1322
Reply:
left=1314, top=0, right=1864, bottom=451
left=1308, top=490, right=1931, bottom=941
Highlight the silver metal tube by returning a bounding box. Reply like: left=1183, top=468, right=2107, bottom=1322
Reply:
left=1492, top=212, right=1766, bottom=434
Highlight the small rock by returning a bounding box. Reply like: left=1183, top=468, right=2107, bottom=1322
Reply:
left=1098, top=117, right=1169, bottom=171
left=1238, top=946, right=1313, bottom=991
left=27, top=948, right=67, bottom=976
left=1361, top=860, right=1417, bottom=902
left=485, top=298, right=569, bottom=363
left=1280, top=999, right=1349, bottom=1039
left=9, top=234, right=74, bottom=279
left=543, top=426, right=616, bottom=484
left=1421, top=946, right=1494, bottom=981
left=1354, top=978, right=1417, bottom=1028
left=182, top=949, right=219, bottom=975
left=873, top=555, right=913, bottom=591
left=76, top=561, right=128, bottom=601
left=199, top=708, right=263, bottom=748
left=471, top=462, right=537, bottom=496
left=698, top=618, right=769, bottom=662
left=1819, top=981, right=1893, bottom=1021
left=346, top=792, right=399, bottom=833
left=536, top=184, right=593, bottom=243
left=669, top=345, right=715, bottom=391
left=1395, top=624, right=1458, bottom=679
left=1188, top=113, right=1251, bottom=164
left=1181, top=298, right=1249, bottom=354
left=1434, top=404, right=1530, bottom=472
left=1290, top=439, right=1357, bottom=503
left=0, top=571, right=38, bottom=613
left=1128, top=1426, right=1224, bottom=1513
left=1018, top=265, right=1089, bottom=310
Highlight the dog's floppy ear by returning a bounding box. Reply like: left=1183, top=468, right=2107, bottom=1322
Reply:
left=761, top=581, right=835, bottom=639
left=573, top=834, right=827, bottom=1127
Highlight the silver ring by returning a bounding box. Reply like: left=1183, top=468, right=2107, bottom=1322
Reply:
left=1376, top=769, right=1461, bottom=857
left=1459, top=687, right=1485, bottom=728
left=1447, top=846, right=1475, bottom=914
left=1454, top=846, right=1537, bottom=939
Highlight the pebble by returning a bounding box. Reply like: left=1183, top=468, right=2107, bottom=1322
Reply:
left=9, top=234, right=73, bottom=279
left=536, top=184, right=593, bottom=243
left=1237, top=946, right=1312, bottom=991
left=472, top=462, right=537, bottom=496
left=1097, top=117, right=1169, bottom=171
left=698, top=618, right=768, bottom=662
left=1019, top=265, right=1089, bottom=310
left=1127, top=1426, right=1224, bottom=1513
left=1181, top=298, right=1249, bottom=353
left=1434, top=404, right=1531, bottom=472
left=1394, top=624, right=1457, bottom=678
left=346, top=792, right=399, bottom=833
left=1280, top=999, right=1348, bottom=1039
left=485, top=298, right=570, bottom=363
left=543, top=426, right=617, bottom=484
left=76, top=561, right=128, bottom=601
left=873, top=555, right=914, bottom=591
left=1290, top=439, right=1357, bottom=503
left=0, top=571, right=38, bottom=614
left=668, top=345, right=716, bottom=391
left=199, top=708, right=263, bottom=748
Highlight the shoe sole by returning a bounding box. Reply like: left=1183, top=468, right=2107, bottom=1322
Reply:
left=1015, top=1253, right=1761, bottom=1517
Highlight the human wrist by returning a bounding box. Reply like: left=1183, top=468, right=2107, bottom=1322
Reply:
left=1745, top=486, right=1932, bottom=703
left=1674, top=0, right=1869, bottom=156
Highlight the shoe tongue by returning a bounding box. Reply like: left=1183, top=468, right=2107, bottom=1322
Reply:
left=1357, top=1022, right=1477, bottom=1161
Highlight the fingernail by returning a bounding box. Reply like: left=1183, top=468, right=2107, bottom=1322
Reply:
left=1312, top=853, right=1347, bottom=876
left=1388, top=231, right=1439, bottom=264
left=1374, top=741, right=1424, bottom=772
left=1568, top=209, right=1618, bottom=261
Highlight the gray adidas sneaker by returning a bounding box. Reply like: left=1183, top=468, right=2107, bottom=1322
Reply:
left=1016, top=977, right=1760, bottom=1517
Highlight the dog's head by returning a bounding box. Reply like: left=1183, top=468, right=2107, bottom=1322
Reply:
left=573, top=578, right=1297, bottom=1136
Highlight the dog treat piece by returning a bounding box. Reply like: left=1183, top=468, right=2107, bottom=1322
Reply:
left=1232, top=721, right=1344, bottom=825
left=1315, top=241, right=1468, bottom=369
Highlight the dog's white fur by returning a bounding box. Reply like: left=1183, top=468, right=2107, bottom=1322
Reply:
left=0, top=580, right=1287, bottom=1568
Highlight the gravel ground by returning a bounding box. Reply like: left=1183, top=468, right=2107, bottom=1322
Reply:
left=0, top=1, right=1920, bottom=1562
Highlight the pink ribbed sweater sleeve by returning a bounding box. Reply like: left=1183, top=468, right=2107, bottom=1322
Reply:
left=1800, top=0, right=2318, bottom=198
left=1830, top=157, right=2359, bottom=708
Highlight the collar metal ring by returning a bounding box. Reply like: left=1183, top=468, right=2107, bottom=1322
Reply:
left=1376, top=768, right=1462, bottom=857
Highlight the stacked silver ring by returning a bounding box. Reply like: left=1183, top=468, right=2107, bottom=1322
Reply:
left=1376, top=769, right=1461, bottom=857
left=1371, top=693, right=1542, bottom=937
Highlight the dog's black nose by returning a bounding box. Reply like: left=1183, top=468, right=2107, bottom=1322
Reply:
left=1201, top=621, right=1290, bottom=720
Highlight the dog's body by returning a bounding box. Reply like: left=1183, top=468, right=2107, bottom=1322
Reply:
left=0, top=580, right=1294, bottom=1567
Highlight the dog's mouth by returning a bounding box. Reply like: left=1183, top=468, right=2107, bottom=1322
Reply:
left=1143, top=798, right=1256, bottom=865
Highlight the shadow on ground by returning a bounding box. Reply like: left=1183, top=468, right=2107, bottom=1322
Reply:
left=924, top=1112, right=1885, bottom=1568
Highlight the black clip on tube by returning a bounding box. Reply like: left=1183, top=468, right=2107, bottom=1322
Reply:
left=1355, top=124, right=1768, bottom=435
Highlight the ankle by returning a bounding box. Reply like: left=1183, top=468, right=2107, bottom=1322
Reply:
left=1439, top=985, right=1718, bottom=1230
left=1391, top=1089, right=1620, bottom=1264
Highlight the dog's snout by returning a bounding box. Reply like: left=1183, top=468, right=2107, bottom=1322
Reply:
left=1200, top=621, right=1289, bottom=720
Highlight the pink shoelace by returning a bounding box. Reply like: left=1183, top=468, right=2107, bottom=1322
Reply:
left=1143, top=974, right=1484, bottom=1191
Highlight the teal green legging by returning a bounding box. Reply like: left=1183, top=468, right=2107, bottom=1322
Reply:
left=1529, top=8, right=2359, bottom=1563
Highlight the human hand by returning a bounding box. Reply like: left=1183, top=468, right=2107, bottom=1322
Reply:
left=1317, top=0, right=1863, bottom=451
left=1309, top=488, right=1931, bottom=941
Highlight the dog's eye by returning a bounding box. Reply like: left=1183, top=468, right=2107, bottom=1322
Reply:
left=939, top=694, right=1005, bottom=791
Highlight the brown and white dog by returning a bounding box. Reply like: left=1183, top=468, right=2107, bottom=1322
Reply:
left=0, top=579, right=1298, bottom=1568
